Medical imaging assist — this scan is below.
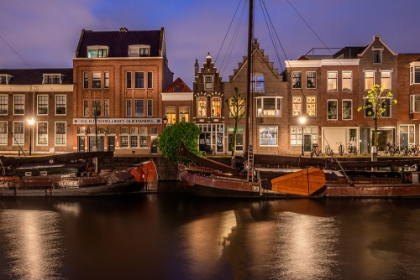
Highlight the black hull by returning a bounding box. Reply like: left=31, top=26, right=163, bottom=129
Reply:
left=0, top=179, right=145, bottom=197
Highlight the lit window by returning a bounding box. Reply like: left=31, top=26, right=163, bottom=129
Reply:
left=342, top=71, right=352, bottom=92
left=179, top=106, right=189, bottom=122
left=211, top=97, right=221, bottom=117
left=229, top=98, right=245, bottom=118
left=292, top=96, right=302, bottom=116
left=87, top=46, right=109, bottom=58
left=327, top=71, right=338, bottom=91
left=259, top=126, right=278, bottom=146
left=197, top=97, right=207, bottom=117
left=92, top=72, right=101, bottom=88
left=364, top=71, right=374, bottom=90
left=381, top=71, right=391, bottom=90
left=306, top=96, right=316, bottom=116
left=165, top=106, right=176, bottom=124
left=256, top=97, right=281, bottom=117
left=37, top=122, right=48, bottom=145
left=104, top=72, right=109, bottom=89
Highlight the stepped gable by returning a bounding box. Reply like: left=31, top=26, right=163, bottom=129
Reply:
left=228, top=38, right=279, bottom=82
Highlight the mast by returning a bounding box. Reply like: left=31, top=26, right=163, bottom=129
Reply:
left=245, top=0, right=253, bottom=153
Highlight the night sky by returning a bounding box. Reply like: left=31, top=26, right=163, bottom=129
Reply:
left=1, top=0, right=419, bottom=88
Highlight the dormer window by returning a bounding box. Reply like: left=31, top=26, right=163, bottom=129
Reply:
left=43, top=74, right=64, bottom=84
left=410, top=62, right=420, bottom=85
left=128, top=45, right=150, bottom=57
left=87, top=45, right=109, bottom=58
left=0, top=74, right=12, bottom=85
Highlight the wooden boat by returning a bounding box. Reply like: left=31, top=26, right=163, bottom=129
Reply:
left=0, top=153, right=157, bottom=196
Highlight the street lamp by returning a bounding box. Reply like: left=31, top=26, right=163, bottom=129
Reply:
left=27, top=118, right=35, bottom=156
left=299, top=115, right=306, bottom=156
left=162, top=116, right=168, bottom=129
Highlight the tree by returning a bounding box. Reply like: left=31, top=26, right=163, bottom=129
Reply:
left=157, top=122, right=204, bottom=164
left=225, top=87, right=246, bottom=158
left=357, top=84, right=397, bottom=149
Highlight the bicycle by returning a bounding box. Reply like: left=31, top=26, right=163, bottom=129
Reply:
left=347, top=144, right=357, bottom=155
left=310, top=144, right=321, bottom=158
left=337, top=142, right=344, bottom=156
left=325, top=145, right=333, bottom=156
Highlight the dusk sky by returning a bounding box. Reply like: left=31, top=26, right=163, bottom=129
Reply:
left=1, top=0, right=420, bottom=88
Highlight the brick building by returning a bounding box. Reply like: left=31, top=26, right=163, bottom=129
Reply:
left=0, top=69, right=73, bottom=155
left=72, top=27, right=173, bottom=155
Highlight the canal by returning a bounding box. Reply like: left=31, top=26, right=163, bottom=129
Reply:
left=0, top=191, right=419, bottom=279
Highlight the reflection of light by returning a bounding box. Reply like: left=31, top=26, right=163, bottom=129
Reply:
left=182, top=211, right=237, bottom=278
left=54, top=202, right=81, bottom=216
left=1, top=210, right=63, bottom=279
left=272, top=212, right=339, bottom=279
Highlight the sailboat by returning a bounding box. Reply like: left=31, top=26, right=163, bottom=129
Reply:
left=177, top=0, right=327, bottom=198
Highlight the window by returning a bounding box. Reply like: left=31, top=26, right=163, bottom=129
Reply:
left=292, top=72, right=301, bottom=89
left=128, top=45, right=150, bottom=57
left=0, top=95, right=8, bottom=114
left=373, top=49, right=382, bottom=63
left=256, top=97, right=281, bottom=117
left=197, top=97, right=207, bottom=117
left=342, top=71, right=352, bottom=92
left=126, top=72, right=132, bottom=89
left=0, top=122, right=7, bottom=145
left=37, top=122, right=48, bottom=145
left=381, top=71, right=391, bottom=90
left=0, top=74, right=11, bottom=85
left=126, top=100, right=132, bottom=117
left=259, top=126, right=278, bottom=146
left=121, top=136, right=129, bottom=148
left=56, top=95, right=66, bottom=115
left=290, top=126, right=303, bottom=146
left=174, top=86, right=181, bottom=92
left=165, top=106, right=176, bottom=124
left=83, top=72, right=89, bottom=89
left=381, top=98, right=391, bottom=118
left=147, top=99, right=153, bottom=117
left=130, top=136, right=138, bottom=148
left=306, top=96, right=316, bottom=116
left=400, top=125, right=415, bottom=146
left=307, top=72, right=316, bottom=89
left=14, top=95, right=24, bottom=115
left=140, top=136, right=147, bottom=148
left=92, top=72, right=101, bottom=88
left=211, top=97, right=221, bottom=117
left=135, top=72, right=144, bottom=88
left=104, top=72, right=109, bottom=89
left=205, top=76, right=213, bottom=90
left=55, top=122, right=66, bottom=145
left=410, top=65, right=420, bottom=84
left=342, top=100, right=352, bottom=120
left=179, top=106, right=189, bottom=122
left=251, top=74, right=265, bottom=91
left=229, top=98, right=245, bottom=118
left=87, top=46, right=108, bottom=58
left=228, top=126, right=243, bottom=151
left=13, top=122, right=24, bottom=145
left=364, top=71, right=374, bottom=90
left=103, top=100, right=109, bottom=117
left=148, top=72, right=153, bottom=89
left=327, top=100, right=338, bottom=120
left=410, top=95, right=420, bottom=113
left=292, top=96, right=302, bottom=116
left=37, top=95, right=48, bottom=115
left=327, top=71, right=338, bottom=91
left=43, top=74, right=63, bottom=84
left=134, top=100, right=144, bottom=116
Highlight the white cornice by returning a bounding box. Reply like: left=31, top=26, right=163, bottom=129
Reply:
left=161, top=92, right=193, bottom=101
left=286, top=59, right=359, bottom=68
left=0, top=85, right=73, bottom=92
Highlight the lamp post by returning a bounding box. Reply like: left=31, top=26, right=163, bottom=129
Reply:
left=27, top=118, right=34, bottom=156
left=162, top=116, right=168, bottom=129
left=299, top=115, right=306, bottom=156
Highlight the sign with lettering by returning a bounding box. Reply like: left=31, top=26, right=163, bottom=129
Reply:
left=73, top=118, right=163, bottom=125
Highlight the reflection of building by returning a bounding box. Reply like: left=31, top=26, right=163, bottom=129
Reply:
left=0, top=69, right=73, bottom=154
left=72, top=27, right=173, bottom=154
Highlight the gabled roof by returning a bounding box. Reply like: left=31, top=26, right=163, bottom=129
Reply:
left=0, top=68, right=73, bottom=85
left=75, top=27, right=164, bottom=58
left=358, top=35, right=397, bottom=57
left=163, top=77, right=192, bottom=92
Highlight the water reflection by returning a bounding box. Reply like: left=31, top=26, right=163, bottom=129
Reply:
left=0, top=209, right=64, bottom=280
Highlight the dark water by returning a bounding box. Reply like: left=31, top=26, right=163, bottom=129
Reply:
left=1, top=193, right=420, bottom=280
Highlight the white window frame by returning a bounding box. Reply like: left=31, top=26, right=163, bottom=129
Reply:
left=0, top=94, right=8, bottom=115
left=87, top=45, right=109, bottom=58
left=306, top=72, right=316, bottom=89
left=292, top=72, right=302, bottom=89
left=342, top=71, right=352, bottom=92
left=327, top=99, right=338, bottom=120
left=55, top=95, right=66, bottom=115
left=364, top=70, right=375, bottom=90
left=37, top=121, right=48, bottom=146
left=128, top=44, right=150, bottom=57
left=92, top=72, right=101, bottom=89
left=55, top=122, right=66, bottom=146
left=43, top=74, right=63, bottom=84
left=251, top=73, right=265, bottom=91
left=37, top=95, right=48, bottom=115
left=204, top=76, right=213, bottom=90
left=292, top=96, right=302, bottom=116
left=410, top=63, right=420, bottom=85
left=13, top=122, right=24, bottom=145
left=0, top=121, right=7, bottom=145
left=342, top=99, right=353, bottom=120
left=306, top=96, right=316, bottom=117
left=211, top=97, right=221, bottom=117
left=327, top=71, right=338, bottom=91
left=256, top=97, right=282, bottom=117
left=13, top=95, right=24, bottom=115
left=410, top=95, right=420, bottom=113
left=259, top=126, right=278, bottom=147
left=197, top=97, right=207, bottom=117
left=381, top=70, right=391, bottom=90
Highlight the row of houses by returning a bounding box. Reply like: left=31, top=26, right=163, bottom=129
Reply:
left=0, top=28, right=419, bottom=156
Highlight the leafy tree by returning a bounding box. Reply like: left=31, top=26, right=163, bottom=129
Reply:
left=225, top=87, right=246, bottom=158
left=357, top=84, right=397, bottom=149
left=157, top=122, right=203, bottom=164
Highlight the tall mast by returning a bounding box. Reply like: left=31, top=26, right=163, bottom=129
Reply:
left=245, top=0, right=253, bottom=152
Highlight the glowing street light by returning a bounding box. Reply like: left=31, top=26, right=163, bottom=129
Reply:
left=27, top=118, right=35, bottom=156
left=299, top=115, right=306, bottom=156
